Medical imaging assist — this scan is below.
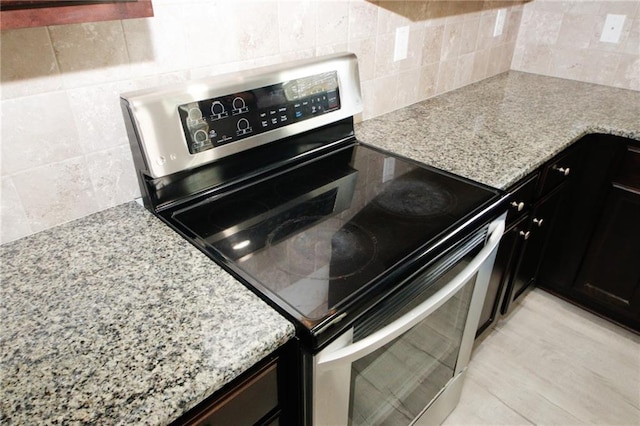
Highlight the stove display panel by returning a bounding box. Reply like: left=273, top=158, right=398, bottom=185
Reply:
left=178, top=71, right=341, bottom=154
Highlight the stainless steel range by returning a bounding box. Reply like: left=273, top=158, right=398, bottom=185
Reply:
left=121, top=53, right=508, bottom=425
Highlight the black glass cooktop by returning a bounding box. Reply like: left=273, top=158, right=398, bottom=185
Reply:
left=172, top=144, right=498, bottom=328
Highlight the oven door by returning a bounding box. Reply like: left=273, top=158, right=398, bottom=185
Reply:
left=313, top=215, right=505, bottom=426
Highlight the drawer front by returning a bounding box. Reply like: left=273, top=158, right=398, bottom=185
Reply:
left=538, top=146, right=581, bottom=196
left=506, top=173, right=539, bottom=224
left=190, top=360, right=279, bottom=426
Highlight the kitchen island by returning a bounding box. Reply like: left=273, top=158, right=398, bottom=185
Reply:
left=1, top=71, right=639, bottom=424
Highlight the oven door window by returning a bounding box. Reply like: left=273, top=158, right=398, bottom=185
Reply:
left=349, top=274, right=475, bottom=425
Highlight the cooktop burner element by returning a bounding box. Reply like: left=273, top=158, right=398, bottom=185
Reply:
left=373, top=179, right=457, bottom=218
left=266, top=216, right=378, bottom=280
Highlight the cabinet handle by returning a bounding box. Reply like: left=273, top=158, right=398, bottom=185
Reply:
left=533, top=218, right=544, bottom=227
left=552, top=165, right=570, bottom=176
left=510, top=201, right=525, bottom=211
left=519, top=230, right=531, bottom=240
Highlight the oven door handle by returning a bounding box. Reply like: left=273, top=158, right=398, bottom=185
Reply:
left=316, top=217, right=505, bottom=368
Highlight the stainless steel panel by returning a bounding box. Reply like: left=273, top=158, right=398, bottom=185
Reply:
left=121, top=53, right=363, bottom=178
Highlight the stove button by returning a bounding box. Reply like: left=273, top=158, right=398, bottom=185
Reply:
left=193, top=129, right=209, bottom=145
left=210, top=101, right=228, bottom=120
left=236, top=118, right=252, bottom=136
left=232, top=97, right=249, bottom=115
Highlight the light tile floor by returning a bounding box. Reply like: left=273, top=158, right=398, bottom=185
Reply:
left=444, top=288, right=640, bottom=425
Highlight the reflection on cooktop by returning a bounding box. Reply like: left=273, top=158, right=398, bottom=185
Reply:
left=373, top=179, right=457, bottom=218
left=266, top=216, right=378, bottom=280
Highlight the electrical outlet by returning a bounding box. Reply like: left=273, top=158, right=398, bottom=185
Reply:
left=493, top=9, right=506, bottom=37
left=600, top=14, right=626, bottom=43
left=393, top=26, right=410, bottom=62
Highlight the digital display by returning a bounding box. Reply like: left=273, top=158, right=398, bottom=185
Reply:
left=178, top=71, right=341, bottom=154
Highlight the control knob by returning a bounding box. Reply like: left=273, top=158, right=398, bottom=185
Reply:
left=211, top=101, right=228, bottom=120
left=236, top=118, right=252, bottom=136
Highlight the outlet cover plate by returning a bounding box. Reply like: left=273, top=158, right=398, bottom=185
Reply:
left=600, top=14, right=626, bottom=43
left=494, top=9, right=506, bottom=37
left=394, top=26, right=410, bottom=61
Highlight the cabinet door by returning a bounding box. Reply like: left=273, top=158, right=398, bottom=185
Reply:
left=502, top=187, right=565, bottom=315
left=574, top=185, right=640, bottom=331
left=538, top=137, right=619, bottom=291
left=476, top=218, right=521, bottom=337
left=499, top=216, right=529, bottom=316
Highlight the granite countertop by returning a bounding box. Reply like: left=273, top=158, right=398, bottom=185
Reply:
left=0, top=202, right=295, bottom=425
left=356, top=71, right=640, bottom=190
left=2, top=71, right=639, bottom=426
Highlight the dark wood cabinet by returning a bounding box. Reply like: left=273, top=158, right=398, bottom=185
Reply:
left=476, top=175, right=536, bottom=337
left=503, top=186, right=567, bottom=314
left=173, top=340, right=300, bottom=426
left=0, top=0, right=153, bottom=30
left=477, top=144, right=582, bottom=338
left=539, top=135, right=640, bottom=332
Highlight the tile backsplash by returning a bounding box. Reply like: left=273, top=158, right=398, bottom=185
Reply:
left=7, top=0, right=633, bottom=244
left=512, top=0, right=640, bottom=89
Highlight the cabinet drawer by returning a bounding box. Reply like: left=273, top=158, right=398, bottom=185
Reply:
left=539, top=146, right=581, bottom=196
left=188, top=360, right=279, bottom=426
left=506, top=173, right=539, bottom=224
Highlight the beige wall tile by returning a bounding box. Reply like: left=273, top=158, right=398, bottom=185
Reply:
left=599, top=1, right=639, bottom=17
left=623, top=18, right=640, bottom=55
left=348, top=0, right=379, bottom=41
left=317, top=1, right=350, bottom=46
left=12, top=158, right=100, bottom=233
left=436, top=58, right=458, bottom=94
left=122, top=4, right=190, bottom=77
left=455, top=52, right=476, bottom=88
left=1, top=92, right=81, bottom=176
left=278, top=1, right=317, bottom=52
left=361, top=74, right=398, bottom=120
left=557, top=13, right=601, bottom=49
left=615, top=55, right=640, bottom=90
left=512, top=0, right=640, bottom=90
left=238, top=2, right=280, bottom=60
left=1, top=177, right=32, bottom=244
left=85, top=146, right=140, bottom=210
left=48, top=21, right=131, bottom=89
left=0, top=27, right=62, bottom=100
left=460, top=18, right=481, bottom=55
left=418, top=62, right=439, bottom=100
left=181, top=3, right=240, bottom=68
left=422, top=24, right=445, bottom=65
left=67, top=81, right=134, bottom=154
left=472, top=48, right=491, bottom=82
left=441, top=21, right=464, bottom=60
left=396, top=68, right=421, bottom=108
left=348, top=37, right=376, bottom=81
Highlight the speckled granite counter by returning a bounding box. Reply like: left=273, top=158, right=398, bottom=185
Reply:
left=0, top=202, right=295, bottom=425
left=356, top=71, right=640, bottom=190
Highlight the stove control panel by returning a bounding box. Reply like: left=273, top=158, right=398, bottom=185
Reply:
left=178, top=71, right=341, bottom=154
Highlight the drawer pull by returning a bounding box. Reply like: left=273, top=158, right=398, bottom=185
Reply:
left=533, top=218, right=544, bottom=227
left=553, top=165, right=570, bottom=176
left=519, top=230, right=531, bottom=240
left=510, top=201, right=525, bottom=211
